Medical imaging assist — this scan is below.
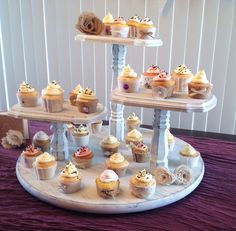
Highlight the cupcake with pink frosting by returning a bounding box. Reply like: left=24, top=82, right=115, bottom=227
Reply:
left=110, top=16, right=129, bottom=38
left=151, top=71, right=175, bottom=98
left=21, top=145, right=42, bottom=168
left=96, top=169, right=120, bottom=199
left=73, top=146, right=94, bottom=169
left=131, top=142, right=150, bottom=163
left=142, top=65, right=162, bottom=88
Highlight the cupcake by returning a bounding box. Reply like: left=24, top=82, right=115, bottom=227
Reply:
left=71, top=124, right=89, bottom=147
left=100, top=135, right=120, bottom=157
left=16, top=81, right=39, bottom=107
left=126, top=112, right=141, bottom=131
left=96, top=169, right=120, bottom=199
left=131, top=142, right=150, bottom=163
left=142, top=65, right=161, bottom=89
left=69, top=84, right=83, bottom=106
left=21, top=145, right=42, bottom=168
left=130, top=169, right=156, bottom=199
left=32, top=131, right=50, bottom=152
left=117, top=65, right=140, bottom=93
left=168, top=129, right=175, bottom=152
left=90, top=120, right=103, bottom=134
left=66, top=123, right=75, bottom=143
left=125, top=129, right=143, bottom=145
left=110, top=17, right=129, bottom=38
left=34, top=152, right=57, bottom=180
left=151, top=71, right=175, bottom=98
left=137, top=17, right=156, bottom=39
left=73, top=146, right=94, bottom=169
left=76, top=87, right=98, bottom=114
left=58, top=162, right=82, bottom=193
left=42, top=80, right=64, bottom=113
left=106, top=152, right=129, bottom=177
left=172, top=64, right=193, bottom=93
left=179, top=144, right=200, bottom=168
left=188, top=70, right=213, bottom=99
left=127, top=15, right=141, bottom=37
left=102, top=12, right=114, bottom=35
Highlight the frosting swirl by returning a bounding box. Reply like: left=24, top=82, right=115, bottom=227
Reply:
left=77, top=87, right=97, bottom=100
left=73, top=124, right=88, bottom=135
left=72, top=84, right=83, bottom=94
left=102, top=135, right=118, bottom=144
left=140, top=17, right=154, bottom=26
left=103, top=12, right=114, bottom=23
left=43, top=80, right=64, bottom=95
left=18, top=81, right=35, bottom=93
left=135, top=142, right=148, bottom=150
left=153, top=71, right=171, bottom=81
left=60, top=162, right=81, bottom=178
left=127, top=112, right=139, bottom=121
left=192, top=70, right=209, bottom=84
left=33, top=131, right=49, bottom=141
left=109, top=153, right=125, bottom=164
left=113, top=16, right=127, bottom=25
left=145, top=65, right=161, bottom=74
left=180, top=144, right=198, bottom=157
left=120, top=65, right=137, bottom=78
left=23, top=145, right=41, bottom=156
left=35, top=152, right=55, bottom=164
left=128, top=15, right=141, bottom=24
left=99, top=169, right=119, bottom=182
left=135, top=169, right=153, bottom=183
left=127, top=129, right=142, bottom=139
left=74, top=146, right=92, bottom=158
left=174, top=64, right=191, bottom=75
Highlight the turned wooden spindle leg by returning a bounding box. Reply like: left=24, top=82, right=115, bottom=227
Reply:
left=109, top=44, right=127, bottom=141
left=50, top=122, right=69, bottom=161
left=150, top=109, right=170, bottom=173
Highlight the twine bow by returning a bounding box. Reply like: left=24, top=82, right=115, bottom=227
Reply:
left=139, top=30, right=154, bottom=39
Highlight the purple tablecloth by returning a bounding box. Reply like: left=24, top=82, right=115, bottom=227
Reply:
left=0, top=121, right=235, bottom=231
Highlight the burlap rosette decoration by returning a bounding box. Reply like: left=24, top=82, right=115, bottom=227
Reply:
left=1, top=130, right=24, bottom=149
left=155, top=166, right=175, bottom=185
left=76, top=12, right=104, bottom=35
left=174, top=165, right=193, bottom=185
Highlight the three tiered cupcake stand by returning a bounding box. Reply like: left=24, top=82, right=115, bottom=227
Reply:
left=9, top=35, right=217, bottom=214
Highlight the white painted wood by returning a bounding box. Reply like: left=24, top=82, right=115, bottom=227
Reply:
left=16, top=127, right=204, bottom=214
left=207, top=0, right=235, bottom=133
left=8, top=101, right=107, bottom=124
left=179, top=0, right=205, bottom=130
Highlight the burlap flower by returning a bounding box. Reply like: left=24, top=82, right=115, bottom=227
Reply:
left=174, top=165, right=193, bottom=185
left=6, top=130, right=24, bottom=147
left=155, top=166, right=175, bottom=185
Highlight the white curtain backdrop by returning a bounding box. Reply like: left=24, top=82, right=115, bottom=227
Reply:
left=0, top=0, right=235, bottom=135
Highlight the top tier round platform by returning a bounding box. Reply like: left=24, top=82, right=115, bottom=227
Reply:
left=8, top=101, right=107, bottom=124
left=75, top=34, right=163, bottom=47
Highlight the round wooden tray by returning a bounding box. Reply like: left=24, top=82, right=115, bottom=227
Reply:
left=16, top=127, right=204, bottom=214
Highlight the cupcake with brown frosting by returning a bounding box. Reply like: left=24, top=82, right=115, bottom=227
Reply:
left=73, top=146, right=94, bottom=169
left=125, top=129, right=143, bottom=145
left=131, top=142, right=150, bottom=163
left=100, top=135, right=120, bottom=157
left=21, top=145, right=42, bottom=168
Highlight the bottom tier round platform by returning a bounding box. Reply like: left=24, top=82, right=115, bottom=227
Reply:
left=16, top=127, right=204, bottom=214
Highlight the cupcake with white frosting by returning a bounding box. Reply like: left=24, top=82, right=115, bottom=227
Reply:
left=127, top=15, right=141, bottom=37
left=100, top=135, right=120, bottom=157
left=103, top=12, right=114, bottom=35
left=58, top=162, right=82, bottom=193
left=172, top=64, right=193, bottom=93
left=106, top=152, right=129, bottom=177
left=137, top=17, right=156, bottom=39
left=71, top=124, right=89, bottom=147
left=179, top=144, right=200, bottom=168
left=110, top=16, right=129, bottom=38
left=42, top=80, right=64, bottom=112
left=126, top=112, right=141, bottom=131
left=76, top=87, right=98, bottom=113
left=96, top=169, right=120, bottom=199
left=34, top=152, right=57, bottom=180
left=125, top=129, right=143, bottom=145
left=117, top=65, right=140, bottom=93
left=69, top=84, right=83, bottom=106
left=17, top=81, right=39, bottom=107
left=32, top=131, right=50, bottom=152
left=188, top=70, right=213, bottom=99
left=130, top=169, right=156, bottom=199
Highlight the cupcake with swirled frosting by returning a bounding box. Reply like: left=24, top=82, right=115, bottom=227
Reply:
left=126, top=112, right=141, bottom=131
left=69, top=84, right=83, bottom=106
left=110, top=16, right=129, bottom=38
left=102, top=12, right=114, bottom=35
left=142, top=65, right=162, bottom=88
left=21, top=145, right=42, bottom=168
left=127, top=15, right=141, bottom=37
left=168, top=129, right=175, bottom=152
left=96, top=169, right=120, bottom=199
left=125, top=129, right=143, bottom=145
left=151, top=71, right=175, bottom=98
left=137, top=17, right=156, bottom=39
left=100, top=135, right=120, bottom=157
left=71, top=124, right=89, bottom=147
left=32, top=131, right=50, bottom=152
left=73, top=146, right=93, bottom=169
left=172, top=64, right=193, bottom=93
left=179, top=144, right=200, bottom=168
left=131, top=142, right=150, bottom=163
left=188, top=70, right=213, bottom=99
left=34, top=152, right=57, bottom=180
left=76, top=87, right=98, bottom=113
left=130, top=169, right=156, bottom=199
left=106, top=152, right=129, bottom=177
left=17, top=81, right=39, bottom=107
left=42, top=80, right=64, bottom=112
left=117, top=65, right=140, bottom=93
left=58, top=162, right=82, bottom=194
